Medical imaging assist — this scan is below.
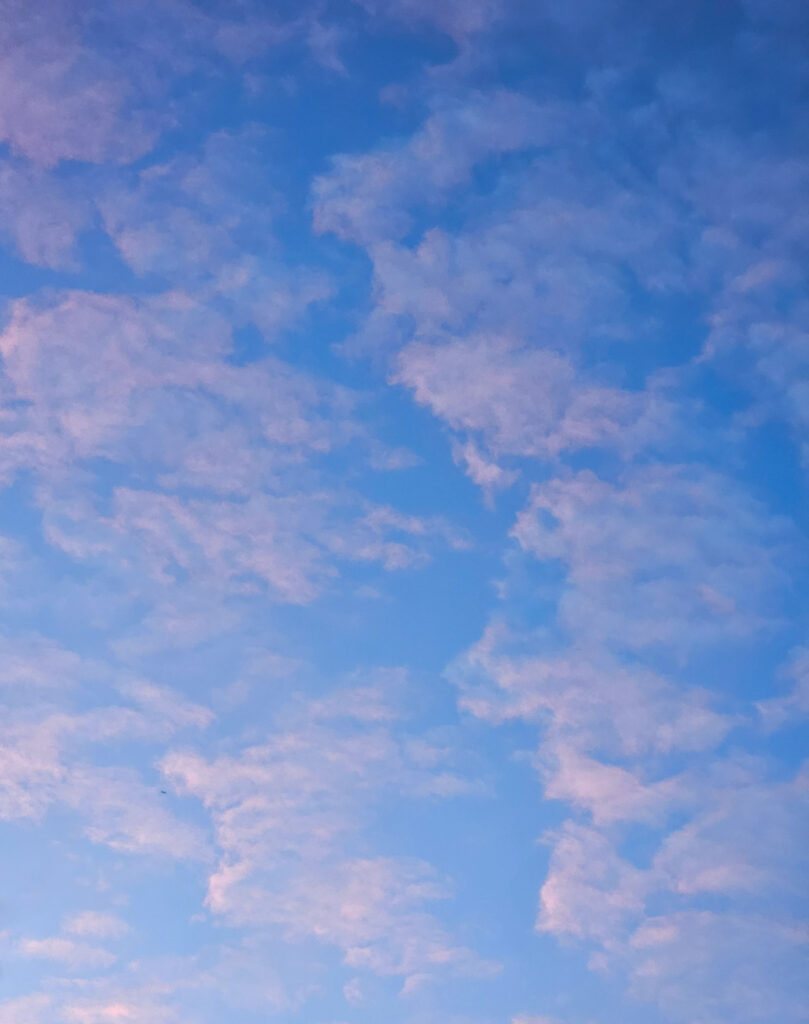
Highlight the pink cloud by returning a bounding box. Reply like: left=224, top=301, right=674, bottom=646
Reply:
left=63, top=912, right=131, bottom=940
left=313, top=91, right=555, bottom=245
left=394, top=333, right=664, bottom=464
left=757, top=647, right=809, bottom=729
left=156, top=684, right=485, bottom=985
left=18, top=936, right=116, bottom=969
left=540, top=746, right=685, bottom=826
left=356, top=0, right=502, bottom=40
left=0, top=693, right=212, bottom=860
left=0, top=162, right=89, bottom=268
left=453, top=629, right=731, bottom=757
left=0, top=995, right=52, bottom=1024
left=625, top=911, right=809, bottom=1023
left=0, top=2, right=156, bottom=166
left=537, top=822, right=648, bottom=944
left=511, top=465, right=789, bottom=650
left=273, top=857, right=499, bottom=983
left=0, top=632, right=89, bottom=689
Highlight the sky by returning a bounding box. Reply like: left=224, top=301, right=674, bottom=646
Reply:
left=0, top=2, right=808, bottom=1023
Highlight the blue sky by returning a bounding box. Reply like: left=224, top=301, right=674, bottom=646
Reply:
left=0, top=2, right=808, bottom=1023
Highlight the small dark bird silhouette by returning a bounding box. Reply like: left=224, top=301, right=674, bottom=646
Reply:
left=160, top=789, right=167, bottom=794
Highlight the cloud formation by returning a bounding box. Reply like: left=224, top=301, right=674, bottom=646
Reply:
left=1, top=2, right=807, bottom=1024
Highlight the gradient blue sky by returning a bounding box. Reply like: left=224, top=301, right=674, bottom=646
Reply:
left=1, top=2, right=808, bottom=1023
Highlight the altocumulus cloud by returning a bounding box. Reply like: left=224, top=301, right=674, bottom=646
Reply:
left=0, top=2, right=807, bottom=1024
